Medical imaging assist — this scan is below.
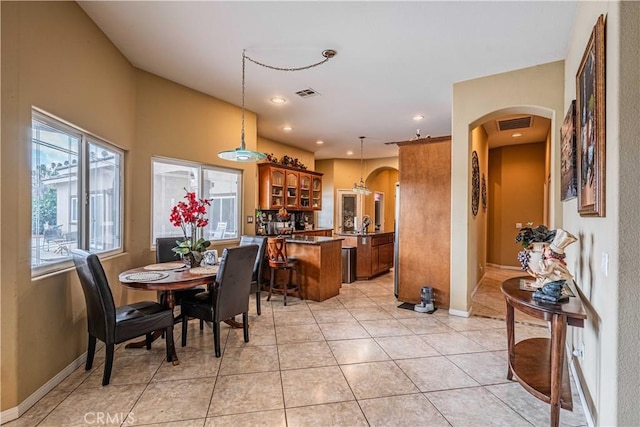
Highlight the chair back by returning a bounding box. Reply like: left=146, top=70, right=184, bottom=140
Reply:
left=212, top=222, right=227, bottom=239
left=239, top=235, right=267, bottom=283
left=267, top=237, right=289, bottom=268
left=156, top=237, right=180, bottom=263
left=71, top=249, right=116, bottom=343
left=214, top=245, right=259, bottom=320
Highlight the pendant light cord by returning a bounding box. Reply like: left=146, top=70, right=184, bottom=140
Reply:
left=360, top=137, right=365, bottom=182
left=241, top=50, right=246, bottom=148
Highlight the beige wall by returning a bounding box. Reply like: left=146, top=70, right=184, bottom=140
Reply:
left=562, top=2, right=639, bottom=425
left=364, top=168, right=398, bottom=233
left=451, top=61, right=564, bottom=315
left=1, top=1, right=137, bottom=409
left=469, top=127, right=488, bottom=287
left=257, top=137, right=316, bottom=172
left=487, top=143, right=547, bottom=266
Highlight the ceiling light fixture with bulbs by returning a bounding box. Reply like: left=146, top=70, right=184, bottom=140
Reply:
left=218, top=49, right=337, bottom=162
left=353, top=136, right=371, bottom=195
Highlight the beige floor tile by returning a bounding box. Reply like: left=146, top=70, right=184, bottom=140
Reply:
left=359, top=319, right=413, bottom=337
left=225, top=324, right=277, bottom=347
left=447, top=352, right=512, bottom=385
left=205, top=409, right=286, bottom=427
left=273, top=309, right=317, bottom=325
left=268, top=298, right=307, bottom=311
left=306, top=296, right=345, bottom=311
left=152, top=347, right=221, bottom=382
left=53, top=364, right=95, bottom=392
left=348, top=306, right=394, bottom=321
left=138, top=419, right=205, bottom=427
left=375, top=335, right=440, bottom=359
left=359, top=393, right=451, bottom=427
left=318, top=321, right=371, bottom=341
left=328, top=338, right=390, bottom=364
left=460, top=328, right=509, bottom=351
left=281, top=366, right=355, bottom=408
left=396, top=356, right=479, bottom=392
left=486, top=382, right=587, bottom=427
left=3, top=389, right=70, bottom=427
left=129, top=378, right=213, bottom=425
left=336, top=297, right=373, bottom=309
left=39, top=384, right=145, bottom=426
left=275, top=323, right=325, bottom=344
left=418, top=332, right=487, bottom=355
left=218, top=345, right=279, bottom=376
left=426, top=387, right=531, bottom=426
left=340, top=361, right=418, bottom=399
left=311, top=308, right=355, bottom=323
left=208, top=372, right=283, bottom=417
left=286, top=401, right=368, bottom=427
left=278, top=341, right=337, bottom=370
left=436, top=315, right=504, bottom=332
left=79, top=351, right=165, bottom=388
left=397, top=317, right=455, bottom=334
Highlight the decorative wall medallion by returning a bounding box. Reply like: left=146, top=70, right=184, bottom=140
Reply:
left=471, top=151, right=479, bottom=216
left=481, top=173, right=487, bottom=211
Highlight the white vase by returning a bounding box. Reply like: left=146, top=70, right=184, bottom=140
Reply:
left=526, top=242, right=548, bottom=286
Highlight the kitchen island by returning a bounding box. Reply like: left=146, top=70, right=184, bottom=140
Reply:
left=338, top=231, right=395, bottom=279
left=282, top=235, right=343, bottom=302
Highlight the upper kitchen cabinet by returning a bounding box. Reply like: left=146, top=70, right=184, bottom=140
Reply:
left=258, top=164, right=323, bottom=211
left=258, top=164, right=285, bottom=209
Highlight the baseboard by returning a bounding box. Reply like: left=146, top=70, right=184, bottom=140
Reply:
left=448, top=308, right=471, bottom=318
left=0, top=344, right=101, bottom=424
left=570, top=355, right=596, bottom=427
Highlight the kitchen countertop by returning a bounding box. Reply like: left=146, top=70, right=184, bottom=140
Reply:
left=292, top=228, right=334, bottom=234
left=335, top=231, right=394, bottom=236
left=285, top=235, right=343, bottom=245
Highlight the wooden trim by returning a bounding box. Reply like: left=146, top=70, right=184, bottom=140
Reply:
left=389, top=135, right=452, bottom=146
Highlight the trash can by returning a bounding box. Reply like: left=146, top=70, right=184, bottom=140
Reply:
left=342, top=246, right=356, bottom=283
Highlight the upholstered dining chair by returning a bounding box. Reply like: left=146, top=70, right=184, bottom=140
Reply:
left=239, top=235, right=268, bottom=315
left=155, top=237, right=208, bottom=317
left=71, top=249, right=175, bottom=386
left=180, top=244, right=259, bottom=357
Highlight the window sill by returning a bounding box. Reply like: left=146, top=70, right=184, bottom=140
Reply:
left=31, top=250, right=127, bottom=281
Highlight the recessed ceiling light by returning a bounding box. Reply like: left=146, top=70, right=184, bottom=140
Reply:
left=512, top=132, right=522, bottom=137
left=346, top=150, right=354, bottom=156
left=413, top=115, right=424, bottom=121
left=282, top=126, right=293, bottom=132
left=271, top=97, right=286, bottom=104
left=316, top=140, right=324, bottom=145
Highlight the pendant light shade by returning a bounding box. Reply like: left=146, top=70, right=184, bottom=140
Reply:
left=353, top=136, right=371, bottom=195
left=218, top=50, right=266, bottom=162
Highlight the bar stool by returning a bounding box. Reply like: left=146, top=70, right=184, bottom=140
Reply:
left=266, top=237, right=300, bottom=306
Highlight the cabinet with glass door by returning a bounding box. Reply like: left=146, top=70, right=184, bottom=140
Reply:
left=299, top=173, right=312, bottom=210
left=285, top=171, right=299, bottom=209
left=312, top=176, right=322, bottom=210
left=258, top=165, right=285, bottom=209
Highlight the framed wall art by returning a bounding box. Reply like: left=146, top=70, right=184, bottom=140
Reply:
left=471, top=151, right=479, bottom=216
left=560, top=100, right=577, bottom=201
left=576, top=14, right=606, bottom=216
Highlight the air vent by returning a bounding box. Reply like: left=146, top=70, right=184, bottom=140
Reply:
left=295, top=88, right=321, bottom=98
left=497, top=116, right=532, bottom=131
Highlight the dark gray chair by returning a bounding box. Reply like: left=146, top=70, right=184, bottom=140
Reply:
left=155, top=237, right=207, bottom=302
left=239, top=235, right=268, bottom=315
left=180, top=245, right=259, bottom=357
left=71, top=249, right=175, bottom=386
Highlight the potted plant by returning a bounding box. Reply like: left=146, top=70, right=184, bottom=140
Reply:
left=169, top=190, right=211, bottom=267
left=515, top=224, right=556, bottom=276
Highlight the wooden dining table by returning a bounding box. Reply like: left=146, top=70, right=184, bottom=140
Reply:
left=119, top=263, right=218, bottom=364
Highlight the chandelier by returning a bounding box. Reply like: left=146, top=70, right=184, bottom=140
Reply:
left=353, top=136, right=371, bottom=195
left=218, top=49, right=337, bottom=162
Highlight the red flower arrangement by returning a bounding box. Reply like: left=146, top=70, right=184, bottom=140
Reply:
left=170, top=190, right=211, bottom=264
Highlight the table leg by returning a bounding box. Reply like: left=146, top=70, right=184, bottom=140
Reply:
left=125, top=290, right=180, bottom=365
left=505, top=301, right=515, bottom=380
left=549, top=314, right=567, bottom=427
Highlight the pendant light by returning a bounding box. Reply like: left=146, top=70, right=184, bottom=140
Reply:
left=218, top=49, right=337, bottom=162
left=218, top=51, right=266, bottom=162
left=353, top=136, right=371, bottom=195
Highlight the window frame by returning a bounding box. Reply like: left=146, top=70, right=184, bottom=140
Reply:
left=151, top=157, right=243, bottom=248
left=31, top=109, right=124, bottom=277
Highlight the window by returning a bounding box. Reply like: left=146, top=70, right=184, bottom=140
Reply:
left=31, top=111, right=123, bottom=274
left=152, top=158, right=242, bottom=245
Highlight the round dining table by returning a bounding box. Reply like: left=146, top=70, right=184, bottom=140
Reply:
left=119, top=264, right=218, bottom=364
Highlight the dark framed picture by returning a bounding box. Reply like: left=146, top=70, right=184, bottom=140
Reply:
left=576, top=14, right=606, bottom=216
left=471, top=151, right=479, bottom=216
left=560, top=100, right=577, bottom=201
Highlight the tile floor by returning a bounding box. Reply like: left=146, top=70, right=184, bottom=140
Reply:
left=6, top=269, right=587, bottom=426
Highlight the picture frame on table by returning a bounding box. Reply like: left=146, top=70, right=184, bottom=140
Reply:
left=560, top=100, right=577, bottom=201
left=576, top=14, right=606, bottom=217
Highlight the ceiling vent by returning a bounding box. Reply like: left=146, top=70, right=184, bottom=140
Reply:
left=295, top=88, right=321, bottom=98
left=497, top=116, right=532, bottom=131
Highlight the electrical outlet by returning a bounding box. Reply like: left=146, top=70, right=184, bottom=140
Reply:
left=516, top=222, right=522, bottom=228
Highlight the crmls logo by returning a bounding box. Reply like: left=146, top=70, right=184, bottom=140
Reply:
left=83, top=412, right=135, bottom=424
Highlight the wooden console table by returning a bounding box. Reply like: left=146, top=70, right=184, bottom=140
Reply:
left=501, top=277, right=586, bottom=427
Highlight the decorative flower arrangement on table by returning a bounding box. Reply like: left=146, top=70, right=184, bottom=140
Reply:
left=515, top=224, right=556, bottom=270
left=169, top=190, right=211, bottom=267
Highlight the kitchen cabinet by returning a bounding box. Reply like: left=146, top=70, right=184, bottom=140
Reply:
left=258, top=164, right=323, bottom=211
left=340, top=232, right=394, bottom=279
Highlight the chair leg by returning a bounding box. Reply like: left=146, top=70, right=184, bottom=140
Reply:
left=145, top=333, right=152, bottom=350
left=200, top=319, right=204, bottom=330
left=102, top=344, right=114, bottom=386
left=284, top=268, right=292, bottom=306
left=267, top=268, right=275, bottom=301
left=181, top=315, right=188, bottom=347
left=256, top=290, right=262, bottom=315
left=164, top=325, right=175, bottom=363
left=86, top=335, right=96, bottom=370
left=213, top=321, right=221, bottom=357
left=243, top=312, right=249, bottom=343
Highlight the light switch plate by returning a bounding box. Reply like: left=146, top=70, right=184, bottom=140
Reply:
left=601, top=252, right=609, bottom=276
left=247, top=216, right=253, bottom=223
left=516, top=222, right=523, bottom=228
